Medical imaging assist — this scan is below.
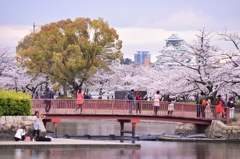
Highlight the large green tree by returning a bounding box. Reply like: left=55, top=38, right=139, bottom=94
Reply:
left=16, top=17, right=122, bottom=95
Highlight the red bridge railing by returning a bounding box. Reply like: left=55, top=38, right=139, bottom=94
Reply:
left=32, top=99, right=231, bottom=122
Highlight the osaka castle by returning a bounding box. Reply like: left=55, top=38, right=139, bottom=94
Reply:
left=155, top=34, right=196, bottom=69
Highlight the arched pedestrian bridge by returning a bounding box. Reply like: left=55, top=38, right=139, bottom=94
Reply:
left=32, top=99, right=231, bottom=125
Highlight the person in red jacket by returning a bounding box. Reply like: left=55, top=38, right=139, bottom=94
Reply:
left=216, top=95, right=224, bottom=118
left=135, top=91, right=141, bottom=114
left=75, top=88, right=84, bottom=114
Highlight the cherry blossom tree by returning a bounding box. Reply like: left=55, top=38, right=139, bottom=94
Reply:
left=87, top=29, right=240, bottom=102
left=219, top=31, right=240, bottom=99
left=0, top=48, right=49, bottom=97
left=0, top=48, right=14, bottom=77
left=1, top=29, right=239, bottom=101
left=156, top=29, right=230, bottom=100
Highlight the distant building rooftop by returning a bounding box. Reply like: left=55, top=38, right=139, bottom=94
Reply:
left=165, top=34, right=183, bottom=41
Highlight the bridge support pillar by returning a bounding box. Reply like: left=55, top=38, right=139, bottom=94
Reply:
left=43, top=118, right=61, bottom=137
left=118, top=119, right=140, bottom=143
left=52, top=118, right=61, bottom=137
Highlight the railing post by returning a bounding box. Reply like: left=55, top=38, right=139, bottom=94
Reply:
left=95, top=100, right=97, bottom=114
left=181, top=103, right=184, bottom=116
left=124, top=100, right=126, bottom=115
left=140, top=101, right=142, bottom=114
left=52, top=99, right=55, bottom=114
left=112, top=100, right=114, bottom=114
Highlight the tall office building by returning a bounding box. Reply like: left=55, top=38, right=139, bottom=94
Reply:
left=134, top=51, right=151, bottom=65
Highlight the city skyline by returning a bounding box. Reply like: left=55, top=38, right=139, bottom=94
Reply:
left=0, top=0, right=239, bottom=62
left=134, top=51, right=151, bottom=65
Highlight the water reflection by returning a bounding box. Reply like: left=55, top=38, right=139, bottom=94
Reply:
left=2, top=142, right=240, bottom=159
left=47, top=119, right=177, bottom=137
left=140, top=142, right=240, bottom=159
left=8, top=147, right=141, bottom=159
left=1, top=120, right=240, bottom=159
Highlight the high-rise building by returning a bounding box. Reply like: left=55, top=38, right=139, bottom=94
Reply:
left=134, top=51, right=151, bottom=65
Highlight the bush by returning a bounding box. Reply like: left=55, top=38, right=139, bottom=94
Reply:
left=0, top=90, right=32, bottom=115
left=57, top=96, right=73, bottom=99
left=235, top=102, right=240, bottom=107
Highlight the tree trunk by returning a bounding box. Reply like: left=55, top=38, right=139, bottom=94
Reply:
left=63, top=83, right=67, bottom=96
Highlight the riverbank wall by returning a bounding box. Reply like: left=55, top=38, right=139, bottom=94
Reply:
left=0, top=116, right=46, bottom=140
left=174, top=120, right=240, bottom=139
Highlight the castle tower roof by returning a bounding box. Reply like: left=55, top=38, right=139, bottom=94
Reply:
left=165, top=34, right=183, bottom=41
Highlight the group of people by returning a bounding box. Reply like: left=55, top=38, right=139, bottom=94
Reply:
left=125, top=89, right=175, bottom=115
left=14, top=87, right=85, bottom=142
left=14, top=88, right=237, bottom=142
left=153, top=90, right=175, bottom=115
left=196, top=92, right=236, bottom=119
left=125, top=89, right=142, bottom=114
left=14, top=111, right=45, bottom=142
left=196, top=92, right=208, bottom=118
left=215, top=95, right=236, bottom=119
left=125, top=89, right=236, bottom=118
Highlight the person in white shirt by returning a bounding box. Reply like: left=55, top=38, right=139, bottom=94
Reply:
left=168, top=100, right=175, bottom=116
left=15, top=126, right=28, bottom=141
left=32, top=111, right=45, bottom=140
left=153, top=90, right=161, bottom=115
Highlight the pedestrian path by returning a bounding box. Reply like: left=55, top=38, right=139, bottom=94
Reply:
left=0, top=138, right=140, bottom=149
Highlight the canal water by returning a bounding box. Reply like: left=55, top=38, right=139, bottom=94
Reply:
left=1, top=119, right=240, bottom=159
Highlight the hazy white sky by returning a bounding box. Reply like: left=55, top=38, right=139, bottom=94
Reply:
left=0, top=0, right=239, bottom=61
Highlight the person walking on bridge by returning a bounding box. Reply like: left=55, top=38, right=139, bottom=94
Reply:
left=44, top=88, right=54, bottom=113
left=75, top=88, right=84, bottom=114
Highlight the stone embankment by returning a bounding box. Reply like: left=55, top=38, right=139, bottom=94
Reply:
left=0, top=116, right=46, bottom=140
left=208, top=120, right=240, bottom=139
left=173, top=120, right=240, bottom=141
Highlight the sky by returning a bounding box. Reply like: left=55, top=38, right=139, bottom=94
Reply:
left=0, top=0, right=240, bottom=62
